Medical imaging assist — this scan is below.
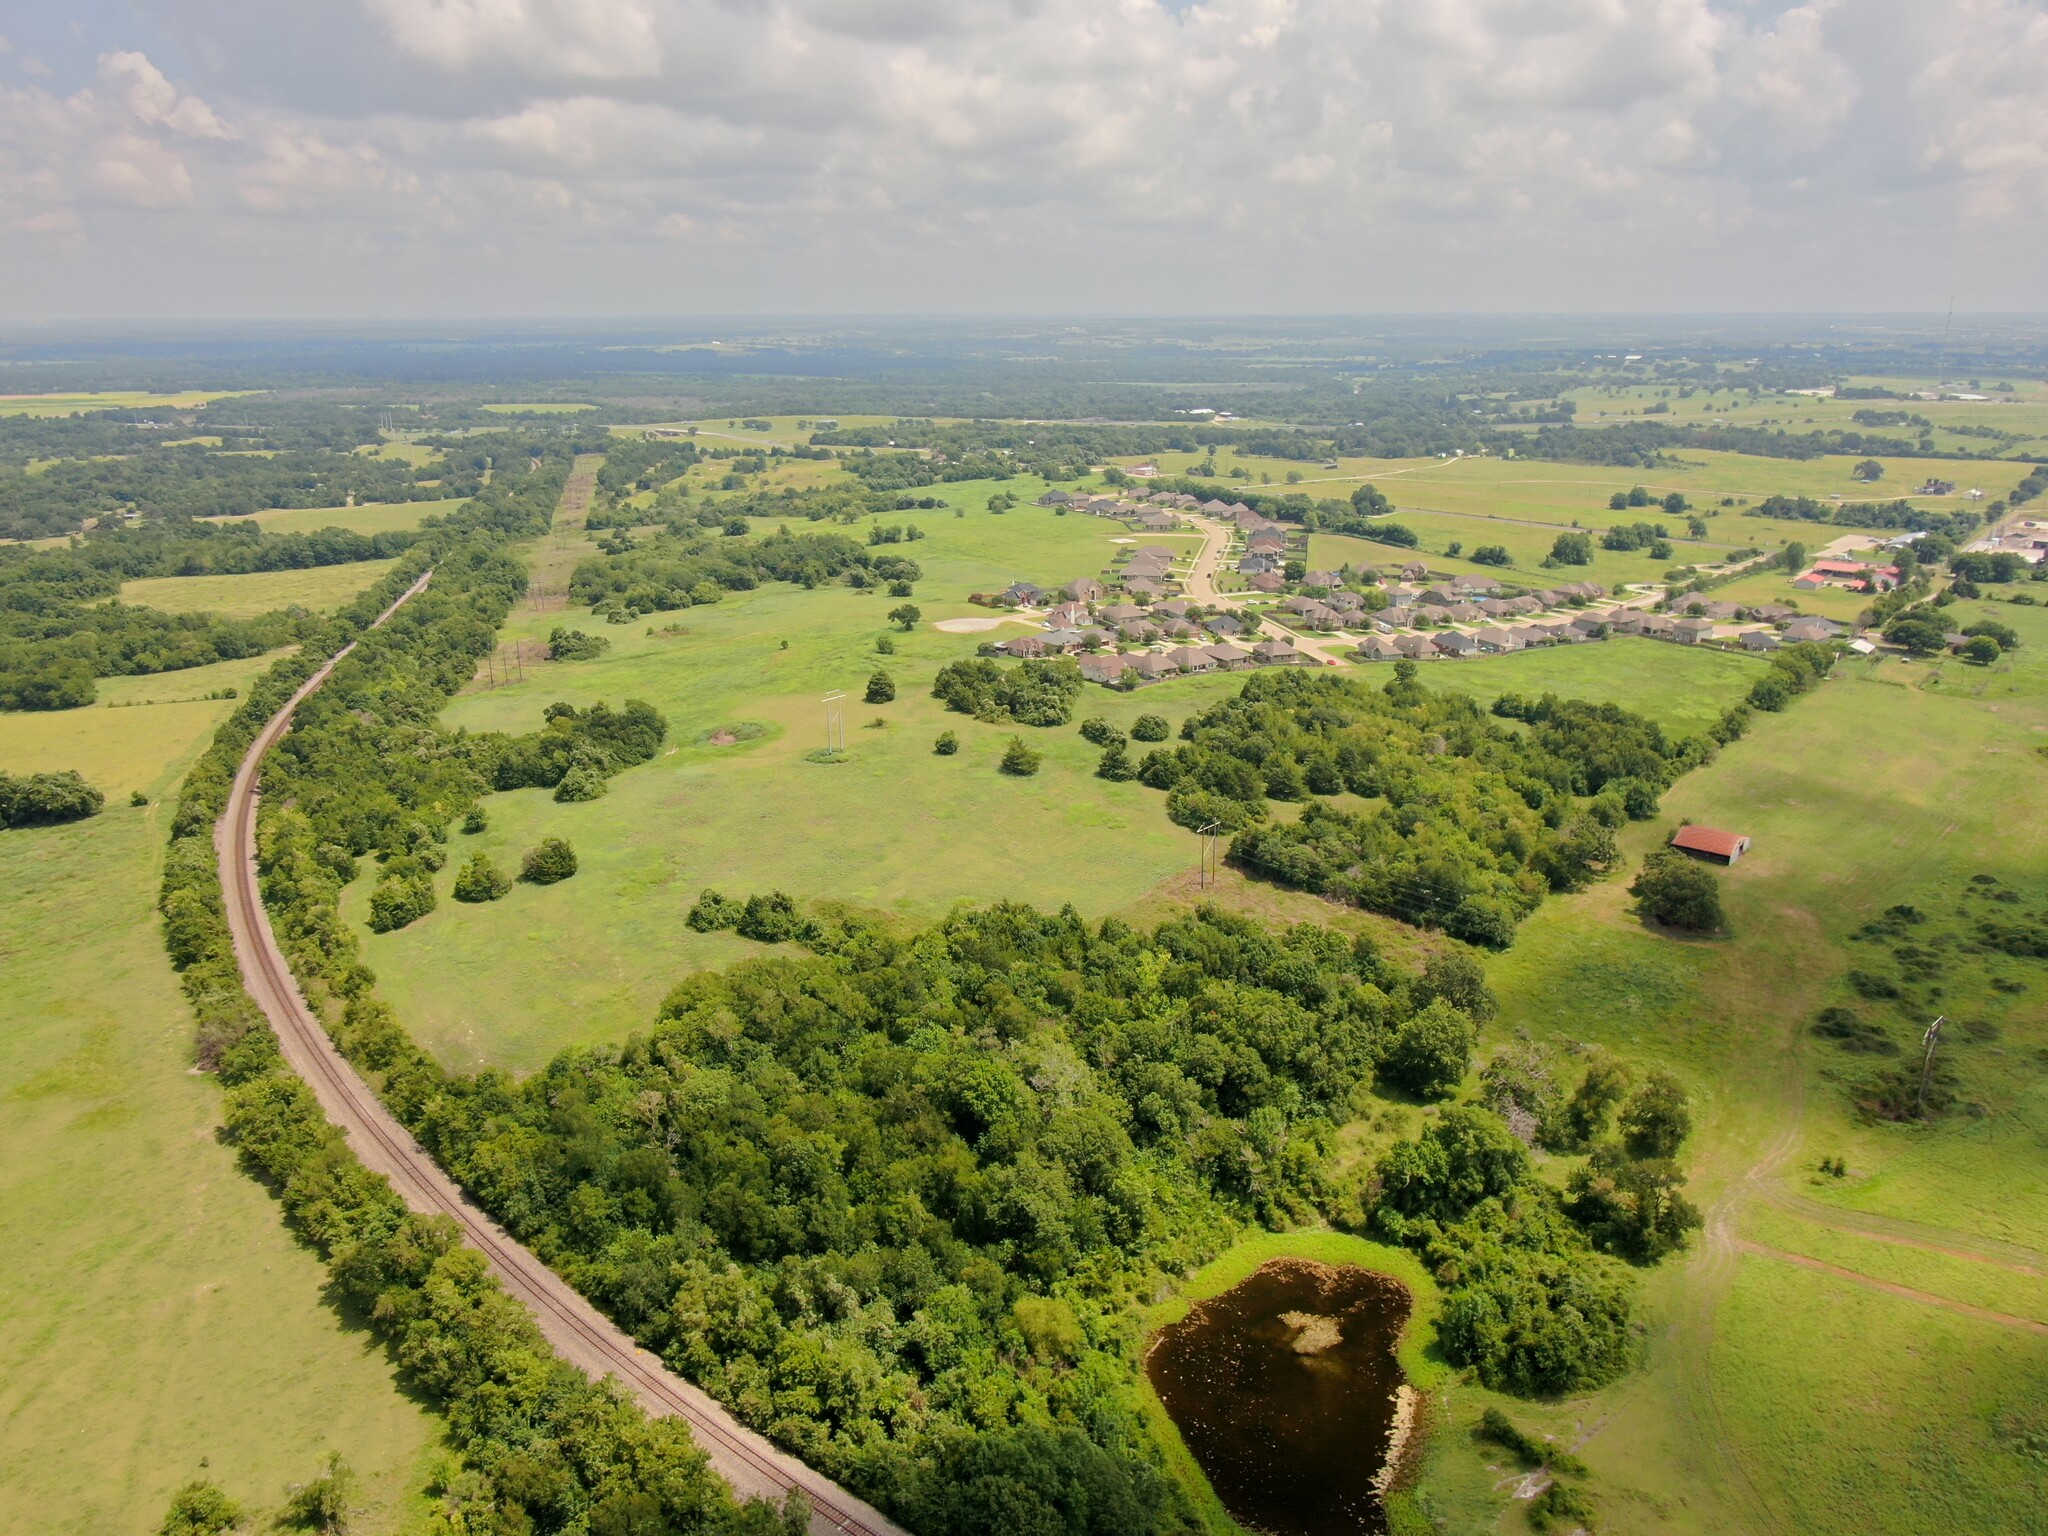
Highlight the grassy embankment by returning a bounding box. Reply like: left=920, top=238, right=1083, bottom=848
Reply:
left=1409, top=598, right=2048, bottom=1536
left=0, top=652, right=437, bottom=1536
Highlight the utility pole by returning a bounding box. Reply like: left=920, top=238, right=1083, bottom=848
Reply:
left=1197, top=821, right=1221, bottom=890
left=1917, top=1015, right=1947, bottom=1120
left=822, top=690, right=846, bottom=754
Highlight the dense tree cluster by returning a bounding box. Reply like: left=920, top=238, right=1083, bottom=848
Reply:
left=932, top=656, right=1085, bottom=726
left=1136, top=669, right=1701, bottom=945
left=1743, top=495, right=1980, bottom=539
left=0, top=768, right=104, bottom=828
left=569, top=526, right=918, bottom=620
left=299, top=899, right=1483, bottom=1530
left=0, top=521, right=419, bottom=709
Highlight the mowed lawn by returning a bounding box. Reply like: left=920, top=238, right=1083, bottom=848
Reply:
left=120, top=559, right=400, bottom=618
left=1427, top=598, right=2048, bottom=1535
left=0, top=390, right=255, bottom=417
left=361, top=490, right=1245, bottom=1072
left=0, top=679, right=435, bottom=1535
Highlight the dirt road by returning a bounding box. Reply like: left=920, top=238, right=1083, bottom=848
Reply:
left=215, top=570, right=906, bottom=1536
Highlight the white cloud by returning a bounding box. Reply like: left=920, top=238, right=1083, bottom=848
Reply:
left=0, top=0, right=2040, bottom=312
left=99, top=50, right=234, bottom=138
left=360, top=0, right=665, bottom=81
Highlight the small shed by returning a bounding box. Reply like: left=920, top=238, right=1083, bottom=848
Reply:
left=1671, top=825, right=1751, bottom=864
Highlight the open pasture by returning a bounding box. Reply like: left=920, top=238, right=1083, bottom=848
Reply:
left=1, top=651, right=290, bottom=801
left=1560, top=380, right=2048, bottom=453
left=0, top=686, right=434, bottom=1536
left=120, top=559, right=400, bottom=618
left=198, top=501, right=444, bottom=537
left=1411, top=635, right=1766, bottom=736
left=1452, top=596, right=2048, bottom=1535
left=0, top=389, right=255, bottom=418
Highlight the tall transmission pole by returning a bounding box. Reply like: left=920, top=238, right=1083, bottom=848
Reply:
left=822, top=691, right=846, bottom=754
left=1917, top=1015, right=1947, bottom=1120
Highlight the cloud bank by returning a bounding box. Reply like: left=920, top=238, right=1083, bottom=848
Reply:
left=1, top=0, right=2043, bottom=317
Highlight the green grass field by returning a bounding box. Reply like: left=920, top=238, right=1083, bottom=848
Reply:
left=0, top=390, right=255, bottom=418
left=120, top=560, right=400, bottom=619
left=1414, top=636, right=1768, bottom=736
left=197, top=502, right=446, bottom=537
left=2, top=652, right=290, bottom=801
left=1414, top=597, right=2048, bottom=1534
left=0, top=675, right=435, bottom=1536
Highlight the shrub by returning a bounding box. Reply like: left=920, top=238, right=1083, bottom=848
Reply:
left=0, top=769, right=104, bottom=829
left=1960, top=635, right=2001, bottom=665
left=1130, top=713, right=1170, bottom=742
left=1379, top=999, right=1475, bottom=1099
left=1618, top=1069, right=1692, bottom=1158
left=130, top=789, right=150, bottom=807
left=1565, top=1145, right=1702, bottom=1262
left=367, top=871, right=436, bottom=932
left=1000, top=736, right=1042, bottom=776
left=451, top=852, right=511, bottom=903
left=520, top=837, right=578, bottom=884
left=461, top=804, right=489, bottom=834
left=1529, top=1479, right=1595, bottom=1533
left=158, top=1480, right=242, bottom=1536
left=553, top=764, right=607, bottom=802
left=737, top=890, right=812, bottom=943
left=1630, top=848, right=1725, bottom=931
left=1546, top=532, right=1594, bottom=566
left=865, top=669, right=896, bottom=704
left=1475, top=1407, right=1588, bottom=1477
left=875, top=634, right=896, bottom=655
left=1096, top=740, right=1137, bottom=781
left=1078, top=717, right=1122, bottom=747
left=933, top=729, right=959, bottom=755
left=546, top=626, right=611, bottom=661
left=1811, top=1005, right=1899, bottom=1055
left=685, top=889, right=742, bottom=930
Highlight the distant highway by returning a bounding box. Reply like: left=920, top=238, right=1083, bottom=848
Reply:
left=214, top=569, right=907, bottom=1536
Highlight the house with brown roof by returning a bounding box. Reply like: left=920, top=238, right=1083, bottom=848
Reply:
left=1078, top=652, right=1129, bottom=684
left=1125, top=652, right=1176, bottom=681
left=1784, top=616, right=1843, bottom=644
left=1376, top=606, right=1415, bottom=631
left=1253, top=639, right=1303, bottom=665
left=1063, top=577, right=1106, bottom=603
left=1434, top=631, right=1480, bottom=658
left=1002, top=635, right=1047, bottom=658
left=1355, top=635, right=1402, bottom=661
left=1637, top=613, right=1677, bottom=638
left=1738, top=629, right=1781, bottom=652
left=1393, top=633, right=1436, bottom=658
left=1097, top=603, right=1146, bottom=624
left=1443, top=602, right=1485, bottom=623
left=1166, top=645, right=1214, bottom=673
left=1207, top=613, right=1246, bottom=637
left=1246, top=571, right=1286, bottom=593
left=1474, top=627, right=1519, bottom=654
left=1510, top=625, right=1550, bottom=648
left=1673, top=616, right=1716, bottom=645
left=1671, top=825, right=1750, bottom=864
left=1205, top=642, right=1254, bottom=669
left=1123, top=579, right=1165, bottom=603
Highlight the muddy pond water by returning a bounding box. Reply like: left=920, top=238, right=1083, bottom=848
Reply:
left=1147, top=1259, right=1413, bottom=1536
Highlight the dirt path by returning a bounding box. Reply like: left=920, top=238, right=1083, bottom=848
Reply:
left=1760, top=1190, right=2048, bottom=1277
left=214, top=573, right=906, bottom=1536
left=1732, top=1240, right=2048, bottom=1335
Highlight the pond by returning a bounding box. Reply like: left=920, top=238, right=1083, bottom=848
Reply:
left=1147, top=1258, right=1415, bottom=1536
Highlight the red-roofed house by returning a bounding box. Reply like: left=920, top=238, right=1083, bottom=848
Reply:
left=1671, top=825, right=1751, bottom=864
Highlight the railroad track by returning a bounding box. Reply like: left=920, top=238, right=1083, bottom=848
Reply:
left=213, top=570, right=905, bottom=1536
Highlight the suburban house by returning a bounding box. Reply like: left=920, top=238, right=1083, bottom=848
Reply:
left=1078, top=653, right=1128, bottom=684
left=1433, top=631, right=1480, bottom=658
left=1673, top=617, right=1717, bottom=645
left=1637, top=613, right=1677, bottom=639
left=1000, top=581, right=1047, bottom=607
left=1001, top=635, right=1047, bottom=658
left=1393, top=633, right=1436, bottom=658
left=1253, top=639, right=1303, bottom=665
left=1510, top=625, right=1550, bottom=648
left=1126, top=653, right=1177, bottom=681
left=1671, top=825, right=1751, bottom=864
left=1166, top=645, right=1215, bottom=673
left=1205, top=642, right=1254, bottom=669
left=1246, top=571, right=1286, bottom=593
left=1739, top=629, right=1781, bottom=652
left=1474, top=627, right=1519, bottom=653
left=1207, top=613, right=1245, bottom=637
left=1784, top=616, right=1842, bottom=644
left=1063, top=577, right=1105, bottom=603
left=1355, top=635, right=1402, bottom=661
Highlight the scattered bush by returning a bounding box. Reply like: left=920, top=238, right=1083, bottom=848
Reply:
left=1475, top=1407, right=1588, bottom=1477
left=1812, top=1005, right=1899, bottom=1055
left=461, top=804, right=489, bottom=834
left=520, top=836, right=578, bottom=884
left=686, top=889, right=742, bottom=931
left=157, top=1480, right=242, bottom=1536
left=1379, top=999, right=1476, bottom=1099
left=1630, top=848, right=1725, bottom=931
left=1618, top=1069, right=1692, bottom=1158
left=451, top=852, right=511, bottom=903
left=546, top=626, right=611, bottom=661
left=1129, top=713, right=1171, bottom=742
left=1079, top=717, right=1123, bottom=747
left=553, top=763, right=607, bottom=802
left=865, top=669, right=896, bottom=704
left=1000, top=736, right=1043, bottom=776
left=366, top=869, right=436, bottom=932
left=933, top=730, right=959, bottom=755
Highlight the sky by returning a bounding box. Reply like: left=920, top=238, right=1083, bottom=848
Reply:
left=0, top=0, right=2043, bottom=320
